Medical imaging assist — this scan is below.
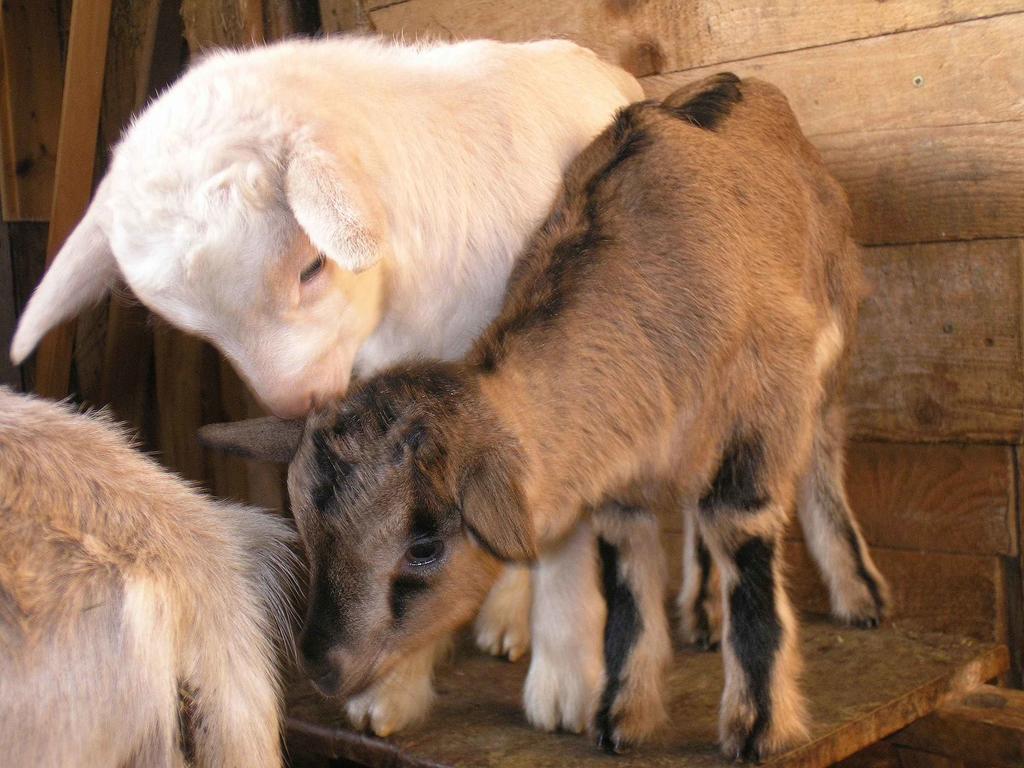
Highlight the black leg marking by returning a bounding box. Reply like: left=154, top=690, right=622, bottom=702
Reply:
left=700, top=434, right=767, bottom=513
left=596, top=537, right=642, bottom=753
left=841, top=520, right=886, bottom=625
left=693, top=536, right=717, bottom=650
left=664, top=72, right=743, bottom=131
left=730, top=537, right=781, bottom=761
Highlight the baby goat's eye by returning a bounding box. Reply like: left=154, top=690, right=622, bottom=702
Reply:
left=405, top=537, right=444, bottom=567
left=300, top=253, right=327, bottom=283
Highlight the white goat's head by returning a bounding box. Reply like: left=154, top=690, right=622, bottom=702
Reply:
left=11, top=51, right=388, bottom=417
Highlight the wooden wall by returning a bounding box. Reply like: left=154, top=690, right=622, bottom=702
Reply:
left=2, top=0, right=1022, bottom=688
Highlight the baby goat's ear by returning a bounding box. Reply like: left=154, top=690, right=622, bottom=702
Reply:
left=285, top=136, right=385, bottom=274
left=11, top=179, right=118, bottom=364
left=460, top=451, right=536, bottom=562
left=198, top=417, right=305, bottom=464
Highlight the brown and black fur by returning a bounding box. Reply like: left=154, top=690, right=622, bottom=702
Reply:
left=207, top=74, right=888, bottom=760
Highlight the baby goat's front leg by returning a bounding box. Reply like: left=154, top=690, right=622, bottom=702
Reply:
left=345, top=632, right=452, bottom=737
left=524, top=521, right=606, bottom=734
left=474, top=564, right=532, bottom=662
left=699, top=439, right=809, bottom=761
left=592, top=504, right=671, bottom=753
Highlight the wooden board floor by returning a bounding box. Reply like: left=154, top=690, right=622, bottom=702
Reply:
left=286, top=620, right=1009, bottom=768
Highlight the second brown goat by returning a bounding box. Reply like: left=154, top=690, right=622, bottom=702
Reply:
left=204, top=73, right=888, bottom=760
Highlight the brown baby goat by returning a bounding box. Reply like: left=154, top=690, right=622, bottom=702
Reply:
left=204, top=74, right=888, bottom=760
left=0, top=388, right=299, bottom=767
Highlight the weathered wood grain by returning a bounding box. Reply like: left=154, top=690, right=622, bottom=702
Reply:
left=181, top=0, right=264, bottom=52
left=0, top=0, right=63, bottom=221
left=847, top=239, right=1024, bottom=443
left=153, top=324, right=207, bottom=482
left=845, top=442, right=1016, bottom=556
left=643, top=15, right=1024, bottom=136
left=286, top=622, right=1008, bottom=768
left=848, top=443, right=1018, bottom=554
left=783, top=541, right=1007, bottom=642
left=890, top=685, right=1024, bottom=768
left=661, top=443, right=1017, bottom=556
left=369, top=1, right=1024, bottom=76
left=819, top=122, right=1024, bottom=246
left=32, top=0, right=113, bottom=400
left=318, top=0, right=374, bottom=33
left=0, top=225, right=20, bottom=388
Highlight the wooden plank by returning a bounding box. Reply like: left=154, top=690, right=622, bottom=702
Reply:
left=0, top=225, right=20, bottom=387
left=846, top=239, right=1024, bottom=443
left=890, top=685, right=1024, bottom=768
left=844, top=443, right=1017, bottom=556
left=660, top=444, right=1018, bottom=556
left=784, top=541, right=1007, bottom=642
left=319, top=0, right=374, bottom=33
left=835, top=741, right=903, bottom=768
left=819, top=122, right=1024, bottom=246
left=286, top=622, right=1008, bottom=768
left=153, top=324, right=206, bottom=482
left=32, top=0, right=113, bottom=400
left=369, top=0, right=1024, bottom=76
left=180, top=0, right=264, bottom=53
left=0, top=0, right=63, bottom=221
left=643, top=15, right=1024, bottom=136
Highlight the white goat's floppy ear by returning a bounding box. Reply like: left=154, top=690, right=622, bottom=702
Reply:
left=10, top=189, right=117, bottom=365
left=285, top=137, right=384, bottom=274
left=198, top=417, right=305, bottom=464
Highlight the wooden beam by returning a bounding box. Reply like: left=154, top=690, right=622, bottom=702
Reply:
left=32, top=0, right=113, bottom=399
left=0, top=224, right=20, bottom=387
left=889, top=685, right=1024, bottom=768
left=847, top=239, right=1024, bottom=442
left=0, top=0, right=63, bottom=221
left=820, top=122, right=1024, bottom=246
left=845, top=443, right=1017, bottom=556
left=369, top=0, right=1024, bottom=76
left=643, top=15, right=1024, bottom=136
left=783, top=541, right=1007, bottom=642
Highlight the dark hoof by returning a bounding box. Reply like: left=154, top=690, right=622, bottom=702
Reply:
left=596, top=729, right=629, bottom=755
left=697, top=635, right=721, bottom=652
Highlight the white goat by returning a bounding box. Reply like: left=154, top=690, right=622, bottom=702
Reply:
left=0, top=388, right=299, bottom=767
left=11, top=37, right=642, bottom=418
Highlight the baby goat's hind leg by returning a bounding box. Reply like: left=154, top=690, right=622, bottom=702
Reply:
left=591, top=504, right=671, bottom=752
left=798, top=404, right=889, bottom=627
left=700, top=435, right=809, bottom=761
left=676, top=504, right=721, bottom=650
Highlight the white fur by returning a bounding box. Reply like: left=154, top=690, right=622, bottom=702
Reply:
left=524, top=523, right=607, bottom=734
left=473, top=563, right=532, bottom=661
left=0, top=388, right=299, bottom=767
left=11, top=37, right=642, bottom=417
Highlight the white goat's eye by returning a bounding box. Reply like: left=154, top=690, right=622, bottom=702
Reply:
left=300, top=253, right=327, bottom=283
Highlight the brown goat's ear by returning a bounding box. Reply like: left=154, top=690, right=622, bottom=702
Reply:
left=460, top=452, right=535, bottom=562
left=198, top=417, right=305, bottom=464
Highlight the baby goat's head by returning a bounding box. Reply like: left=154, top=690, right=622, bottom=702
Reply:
left=10, top=47, right=388, bottom=417
left=203, top=364, right=535, bottom=698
